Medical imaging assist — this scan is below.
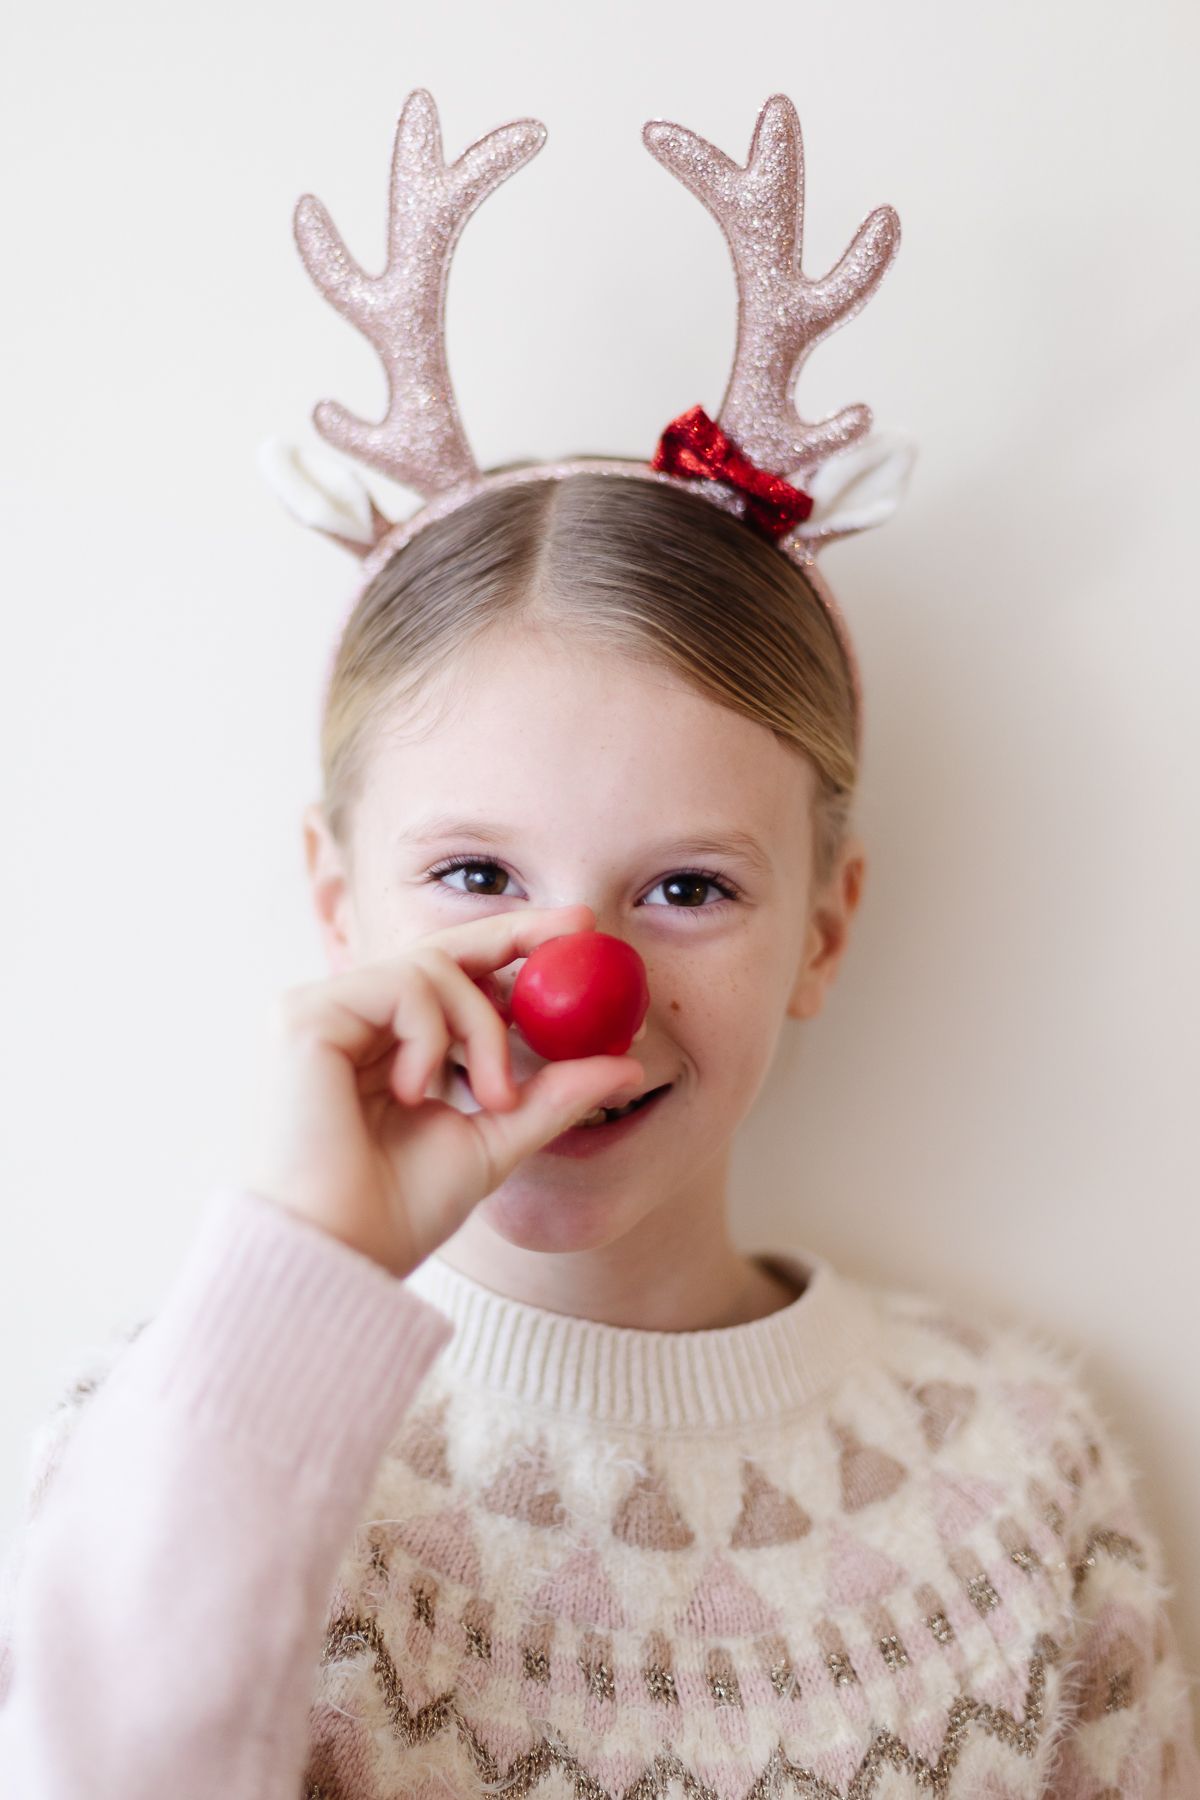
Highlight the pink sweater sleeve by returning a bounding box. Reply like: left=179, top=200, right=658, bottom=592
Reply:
left=0, top=1184, right=455, bottom=1799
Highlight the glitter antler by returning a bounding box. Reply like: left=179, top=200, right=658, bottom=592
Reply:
left=262, top=89, right=913, bottom=579
left=642, top=94, right=901, bottom=480
left=293, top=88, right=548, bottom=514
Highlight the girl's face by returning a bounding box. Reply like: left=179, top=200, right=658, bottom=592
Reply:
left=305, top=624, right=864, bottom=1255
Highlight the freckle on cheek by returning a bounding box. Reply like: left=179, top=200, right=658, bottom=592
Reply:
left=669, top=999, right=681, bottom=1013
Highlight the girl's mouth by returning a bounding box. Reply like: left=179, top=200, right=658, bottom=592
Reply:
left=571, top=1085, right=671, bottom=1128
left=450, top=1066, right=673, bottom=1157
left=544, top=1083, right=673, bottom=1157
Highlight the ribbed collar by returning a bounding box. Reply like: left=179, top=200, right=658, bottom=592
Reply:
left=402, top=1242, right=880, bottom=1432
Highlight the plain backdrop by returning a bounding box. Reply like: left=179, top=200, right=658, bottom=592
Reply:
left=2, top=0, right=1197, bottom=1712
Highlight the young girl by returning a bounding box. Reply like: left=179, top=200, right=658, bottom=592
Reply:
left=2, top=90, right=1197, bottom=1800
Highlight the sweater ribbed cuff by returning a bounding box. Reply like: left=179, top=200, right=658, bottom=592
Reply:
left=108, top=1184, right=455, bottom=1479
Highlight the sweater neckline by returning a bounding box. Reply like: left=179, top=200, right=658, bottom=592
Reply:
left=402, top=1241, right=879, bottom=1431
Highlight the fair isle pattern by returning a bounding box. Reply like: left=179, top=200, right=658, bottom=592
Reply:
left=305, top=1610, right=1064, bottom=1798
left=6, top=1250, right=1196, bottom=1798
left=291, top=1275, right=1200, bottom=1800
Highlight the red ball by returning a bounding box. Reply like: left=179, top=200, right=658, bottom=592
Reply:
left=509, top=931, right=649, bottom=1061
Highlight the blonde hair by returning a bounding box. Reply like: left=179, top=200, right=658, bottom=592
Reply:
left=319, top=470, right=858, bottom=891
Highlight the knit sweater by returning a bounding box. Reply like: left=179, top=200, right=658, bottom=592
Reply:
left=0, top=1186, right=1196, bottom=1799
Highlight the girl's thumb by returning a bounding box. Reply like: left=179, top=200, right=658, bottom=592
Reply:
left=471, top=1058, right=644, bottom=1176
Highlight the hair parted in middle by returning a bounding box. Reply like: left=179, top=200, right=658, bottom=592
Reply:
left=318, top=468, right=858, bottom=896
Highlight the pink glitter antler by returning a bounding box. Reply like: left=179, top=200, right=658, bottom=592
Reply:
left=294, top=88, right=548, bottom=507
left=642, top=94, right=900, bottom=480
left=265, top=91, right=914, bottom=754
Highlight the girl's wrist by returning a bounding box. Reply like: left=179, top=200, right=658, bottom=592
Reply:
left=246, top=1185, right=417, bottom=1282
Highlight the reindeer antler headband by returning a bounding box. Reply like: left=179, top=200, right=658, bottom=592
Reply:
left=260, top=90, right=916, bottom=753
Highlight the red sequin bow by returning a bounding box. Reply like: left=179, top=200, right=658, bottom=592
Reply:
left=651, top=404, right=814, bottom=539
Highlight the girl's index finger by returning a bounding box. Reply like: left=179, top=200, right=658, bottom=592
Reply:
left=421, top=903, right=597, bottom=978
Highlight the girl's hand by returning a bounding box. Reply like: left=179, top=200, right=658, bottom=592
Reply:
left=242, top=904, right=645, bottom=1279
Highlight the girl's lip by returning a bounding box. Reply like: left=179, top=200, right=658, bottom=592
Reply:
left=451, top=1063, right=670, bottom=1108
left=449, top=1065, right=674, bottom=1155
left=542, top=1083, right=672, bottom=1157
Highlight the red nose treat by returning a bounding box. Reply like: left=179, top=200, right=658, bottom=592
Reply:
left=509, top=931, right=649, bottom=1061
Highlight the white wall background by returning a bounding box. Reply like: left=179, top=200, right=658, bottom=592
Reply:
left=3, top=0, right=1197, bottom=1708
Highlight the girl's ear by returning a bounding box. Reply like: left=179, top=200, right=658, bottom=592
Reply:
left=302, top=801, right=356, bottom=974
left=785, top=841, right=867, bottom=1022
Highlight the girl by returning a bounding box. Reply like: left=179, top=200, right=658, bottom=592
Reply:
left=2, top=91, right=1198, bottom=1800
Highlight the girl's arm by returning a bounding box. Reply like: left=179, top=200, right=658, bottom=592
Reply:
left=0, top=1182, right=454, bottom=1800
left=1042, top=1379, right=1200, bottom=1795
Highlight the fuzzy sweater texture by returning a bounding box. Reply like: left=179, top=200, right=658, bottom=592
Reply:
left=0, top=1182, right=1196, bottom=1799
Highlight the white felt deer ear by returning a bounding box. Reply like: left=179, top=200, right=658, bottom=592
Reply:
left=257, top=436, right=385, bottom=550
left=793, top=429, right=917, bottom=547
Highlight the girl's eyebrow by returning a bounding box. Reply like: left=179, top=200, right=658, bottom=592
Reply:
left=396, top=814, right=773, bottom=876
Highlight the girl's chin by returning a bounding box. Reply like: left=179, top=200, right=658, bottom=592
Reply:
left=441, top=1064, right=665, bottom=1252
left=473, top=1178, right=637, bottom=1255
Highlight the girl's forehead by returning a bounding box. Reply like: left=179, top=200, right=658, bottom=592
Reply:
left=378, top=675, right=802, bottom=797
left=382, top=632, right=782, bottom=758
left=359, top=633, right=815, bottom=868
left=366, top=725, right=809, bottom=880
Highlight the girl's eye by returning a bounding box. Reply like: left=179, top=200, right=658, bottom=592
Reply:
left=642, top=869, right=740, bottom=914
left=424, top=857, right=740, bottom=916
left=426, top=857, right=514, bottom=899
